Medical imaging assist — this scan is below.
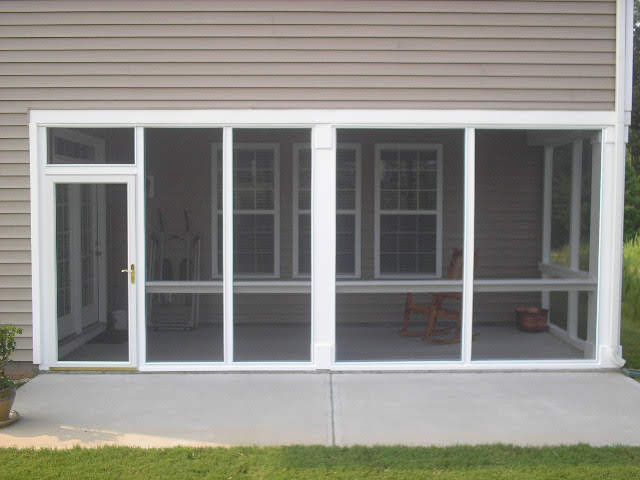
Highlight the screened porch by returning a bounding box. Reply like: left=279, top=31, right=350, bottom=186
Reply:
left=52, top=126, right=600, bottom=364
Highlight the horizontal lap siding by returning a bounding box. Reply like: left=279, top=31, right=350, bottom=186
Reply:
left=0, top=1, right=617, bottom=111
left=0, top=92, right=31, bottom=361
left=0, top=0, right=616, bottom=362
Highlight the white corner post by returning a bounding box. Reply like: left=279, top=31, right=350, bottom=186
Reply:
left=598, top=127, right=625, bottom=367
left=222, top=127, right=234, bottom=364
left=312, top=125, right=336, bottom=369
left=596, top=0, right=634, bottom=367
left=461, top=127, right=475, bottom=364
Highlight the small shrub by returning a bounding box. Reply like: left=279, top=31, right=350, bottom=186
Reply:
left=0, top=324, right=22, bottom=390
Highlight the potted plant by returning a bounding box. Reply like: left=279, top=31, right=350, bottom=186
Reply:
left=0, top=324, right=22, bottom=427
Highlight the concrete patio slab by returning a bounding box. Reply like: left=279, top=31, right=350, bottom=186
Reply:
left=333, top=372, right=640, bottom=446
left=0, top=371, right=639, bottom=448
left=0, top=373, right=331, bottom=448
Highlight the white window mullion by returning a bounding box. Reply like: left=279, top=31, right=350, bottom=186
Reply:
left=312, top=125, right=336, bottom=369
left=461, top=128, right=475, bottom=364
left=223, top=127, right=234, bottom=364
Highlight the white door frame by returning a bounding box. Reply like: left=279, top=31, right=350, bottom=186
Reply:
left=29, top=122, right=140, bottom=370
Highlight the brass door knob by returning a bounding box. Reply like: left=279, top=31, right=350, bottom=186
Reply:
left=121, top=264, right=135, bottom=284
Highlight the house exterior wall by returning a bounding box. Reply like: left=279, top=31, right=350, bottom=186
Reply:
left=0, top=0, right=617, bottom=362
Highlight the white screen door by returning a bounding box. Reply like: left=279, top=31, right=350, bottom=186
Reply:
left=49, top=177, right=137, bottom=365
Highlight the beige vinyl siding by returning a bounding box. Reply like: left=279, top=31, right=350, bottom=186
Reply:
left=0, top=0, right=616, bottom=362
left=0, top=72, right=30, bottom=360
left=0, top=0, right=616, bottom=111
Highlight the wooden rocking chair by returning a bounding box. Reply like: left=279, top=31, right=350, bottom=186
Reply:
left=400, top=248, right=468, bottom=344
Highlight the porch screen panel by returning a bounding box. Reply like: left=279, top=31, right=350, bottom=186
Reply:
left=472, top=130, right=600, bottom=361
left=335, top=129, right=464, bottom=362
left=145, top=128, right=224, bottom=363
left=233, top=129, right=311, bottom=362
left=55, top=183, right=129, bottom=362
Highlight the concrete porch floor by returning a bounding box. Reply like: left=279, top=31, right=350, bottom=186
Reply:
left=1, top=372, right=639, bottom=448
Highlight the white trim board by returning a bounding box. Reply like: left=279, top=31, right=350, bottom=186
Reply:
left=29, top=110, right=616, bottom=128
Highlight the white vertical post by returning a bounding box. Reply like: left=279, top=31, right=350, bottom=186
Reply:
left=223, top=127, right=234, bottom=364
left=597, top=126, right=624, bottom=366
left=135, top=126, right=146, bottom=367
left=541, top=145, right=553, bottom=310
left=567, top=139, right=583, bottom=339
left=461, top=128, right=475, bottom=364
left=312, top=125, right=336, bottom=369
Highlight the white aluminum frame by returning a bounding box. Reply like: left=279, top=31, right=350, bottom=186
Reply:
left=373, top=143, right=443, bottom=279
left=28, top=108, right=625, bottom=372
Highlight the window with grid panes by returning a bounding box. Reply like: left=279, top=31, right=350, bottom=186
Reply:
left=376, top=145, right=440, bottom=276
left=294, top=145, right=360, bottom=277
left=213, top=145, right=278, bottom=276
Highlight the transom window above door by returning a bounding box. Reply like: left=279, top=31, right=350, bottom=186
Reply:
left=48, top=128, right=134, bottom=164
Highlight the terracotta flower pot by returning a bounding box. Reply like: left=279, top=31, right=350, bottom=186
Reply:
left=515, top=307, right=549, bottom=333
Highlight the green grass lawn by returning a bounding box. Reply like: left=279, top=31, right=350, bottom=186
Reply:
left=1, top=445, right=640, bottom=480
left=623, top=235, right=640, bottom=369
left=622, top=309, right=640, bottom=369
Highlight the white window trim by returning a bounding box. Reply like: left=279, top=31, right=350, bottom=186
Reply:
left=292, top=142, right=361, bottom=279
left=374, top=143, right=443, bottom=279
left=211, top=142, right=281, bottom=279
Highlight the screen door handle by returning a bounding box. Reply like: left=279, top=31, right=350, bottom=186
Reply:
left=121, top=264, right=135, bottom=284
